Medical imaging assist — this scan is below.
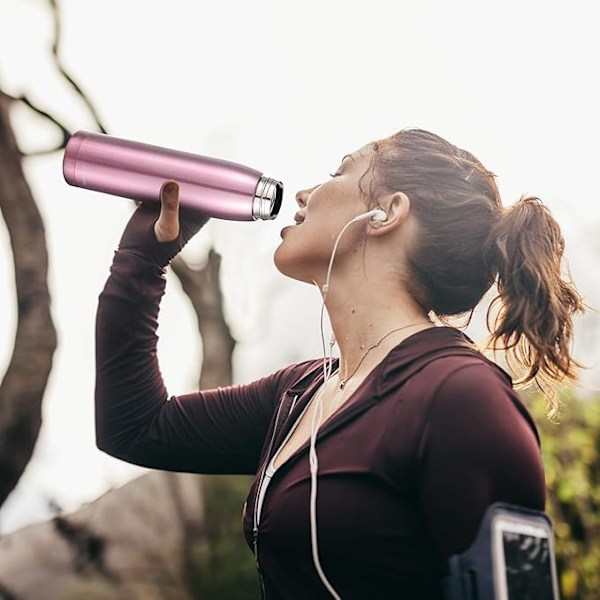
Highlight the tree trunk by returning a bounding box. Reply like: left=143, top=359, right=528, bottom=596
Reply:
left=0, top=93, right=58, bottom=507
left=171, top=251, right=236, bottom=389
left=0, top=244, right=253, bottom=599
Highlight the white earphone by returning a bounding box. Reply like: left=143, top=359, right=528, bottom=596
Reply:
left=310, top=206, right=388, bottom=599
left=321, top=208, right=387, bottom=295
left=350, top=208, right=387, bottom=223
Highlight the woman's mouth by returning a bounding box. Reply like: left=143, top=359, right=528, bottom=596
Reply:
left=280, top=225, right=294, bottom=238
left=281, top=214, right=305, bottom=238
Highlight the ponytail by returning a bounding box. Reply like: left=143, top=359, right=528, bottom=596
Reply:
left=484, top=196, right=585, bottom=417
left=368, top=130, right=585, bottom=417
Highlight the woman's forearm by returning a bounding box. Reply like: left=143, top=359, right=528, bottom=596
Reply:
left=95, top=250, right=171, bottom=458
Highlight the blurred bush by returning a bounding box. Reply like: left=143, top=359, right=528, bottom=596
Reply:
left=526, top=389, right=600, bottom=599
left=193, top=475, right=260, bottom=600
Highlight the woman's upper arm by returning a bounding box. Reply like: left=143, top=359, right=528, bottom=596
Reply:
left=94, top=244, right=318, bottom=475
left=416, top=363, right=546, bottom=560
left=105, top=376, right=278, bottom=474
left=97, top=365, right=308, bottom=475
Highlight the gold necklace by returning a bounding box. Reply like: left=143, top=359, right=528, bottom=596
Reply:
left=338, top=321, right=432, bottom=390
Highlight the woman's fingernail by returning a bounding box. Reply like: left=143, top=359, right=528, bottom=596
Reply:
left=163, top=181, right=178, bottom=196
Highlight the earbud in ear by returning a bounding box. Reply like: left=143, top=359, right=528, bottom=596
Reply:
left=351, top=209, right=387, bottom=224
left=369, top=209, right=387, bottom=222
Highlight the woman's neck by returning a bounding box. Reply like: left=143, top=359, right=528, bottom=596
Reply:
left=322, top=278, right=434, bottom=385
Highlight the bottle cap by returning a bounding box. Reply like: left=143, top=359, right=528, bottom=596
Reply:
left=253, top=176, right=283, bottom=220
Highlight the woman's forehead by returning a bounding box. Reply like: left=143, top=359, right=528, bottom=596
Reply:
left=344, top=142, right=377, bottom=163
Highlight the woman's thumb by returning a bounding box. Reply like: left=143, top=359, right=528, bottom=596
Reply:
left=154, top=180, right=181, bottom=242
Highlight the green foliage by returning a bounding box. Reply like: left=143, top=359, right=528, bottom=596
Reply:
left=525, top=388, right=600, bottom=600
left=192, top=475, right=260, bottom=600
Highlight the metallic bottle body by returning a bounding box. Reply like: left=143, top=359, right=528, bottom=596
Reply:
left=63, top=130, right=283, bottom=221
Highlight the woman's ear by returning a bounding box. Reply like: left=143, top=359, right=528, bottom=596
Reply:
left=368, top=191, right=410, bottom=236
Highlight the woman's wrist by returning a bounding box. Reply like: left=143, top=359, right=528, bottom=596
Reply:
left=116, top=202, right=208, bottom=269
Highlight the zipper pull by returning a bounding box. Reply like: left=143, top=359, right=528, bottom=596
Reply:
left=253, top=527, right=267, bottom=598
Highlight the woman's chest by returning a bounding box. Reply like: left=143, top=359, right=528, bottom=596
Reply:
left=243, top=400, right=426, bottom=553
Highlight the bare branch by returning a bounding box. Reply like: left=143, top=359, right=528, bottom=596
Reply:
left=47, top=0, right=107, bottom=133
left=0, top=90, right=70, bottom=155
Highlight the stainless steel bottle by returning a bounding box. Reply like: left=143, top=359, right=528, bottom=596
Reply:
left=63, top=130, right=283, bottom=221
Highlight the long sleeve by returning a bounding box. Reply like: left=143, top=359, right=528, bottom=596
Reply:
left=94, top=203, right=308, bottom=475
left=416, top=362, right=546, bottom=560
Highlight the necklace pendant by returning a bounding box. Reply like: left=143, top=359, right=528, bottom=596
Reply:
left=339, top=381, right=345, bottom=390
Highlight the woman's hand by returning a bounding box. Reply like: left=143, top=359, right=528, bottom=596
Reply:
left=116, top=180, right=210, bottom=267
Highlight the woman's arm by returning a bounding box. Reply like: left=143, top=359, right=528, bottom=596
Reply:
left=416, top=361, right=546, bottom=560
left=95, top=183, right=302, bottom=475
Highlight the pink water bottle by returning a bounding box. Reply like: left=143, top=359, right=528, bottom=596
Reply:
left=62, top=130, right=283, bottom=221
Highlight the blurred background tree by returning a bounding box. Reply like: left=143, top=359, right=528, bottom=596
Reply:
left=0, top=1, right=243, bottom=597
left=0, top=87, right=57, bottom=512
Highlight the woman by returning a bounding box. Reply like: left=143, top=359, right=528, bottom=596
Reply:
left=95, top=128, right=583, bottom=599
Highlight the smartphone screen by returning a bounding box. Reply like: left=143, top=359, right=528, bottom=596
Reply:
left=493, top=517, right=559, bottom=600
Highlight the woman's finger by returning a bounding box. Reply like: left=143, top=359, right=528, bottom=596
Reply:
left=154, top=180, right=181, bottom=242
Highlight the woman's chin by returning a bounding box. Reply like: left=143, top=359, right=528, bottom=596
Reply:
left=273, top=245, right=297, bottom=279
left=273, top=244, right=314, bottom=285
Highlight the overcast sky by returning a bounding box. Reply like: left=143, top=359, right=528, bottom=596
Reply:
left=1, top=0, right=599, bottom=533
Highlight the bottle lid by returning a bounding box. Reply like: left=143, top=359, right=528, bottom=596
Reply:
left=253, top=176, right=283, bottom=220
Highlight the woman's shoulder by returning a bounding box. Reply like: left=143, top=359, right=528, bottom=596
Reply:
left=377, top=326, right=511, bottom=396
left=398, top=328, right=521, bottom=412
left=410, top=336, right=540, bottom=445
left=379, top=326, right=540, bottom=438
left=421, top=345, right=512, bottom=393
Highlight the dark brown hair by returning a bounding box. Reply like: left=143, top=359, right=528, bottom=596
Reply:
left=366, top=128, right=584, bottom=416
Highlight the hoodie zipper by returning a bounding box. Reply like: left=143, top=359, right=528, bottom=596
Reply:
left=252, top=394, right=297, bottom=598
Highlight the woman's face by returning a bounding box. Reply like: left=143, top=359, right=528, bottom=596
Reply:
left=273, top=143, right=377, bottom=285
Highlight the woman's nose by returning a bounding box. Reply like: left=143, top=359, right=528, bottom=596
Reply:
left=295, top=185, right=317, bottom=208
left=295, top=189, right=308, bottom=208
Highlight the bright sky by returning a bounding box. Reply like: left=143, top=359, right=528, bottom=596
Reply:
left=0, top=0, right=599, bottom=533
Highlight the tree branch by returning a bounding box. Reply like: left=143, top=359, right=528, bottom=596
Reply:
left=47, top=0, right=108, bottom=134
left=0, top=90, right=70, bottom=155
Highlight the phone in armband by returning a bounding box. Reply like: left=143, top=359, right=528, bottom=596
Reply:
left=443, top=502, right=560, bottom=600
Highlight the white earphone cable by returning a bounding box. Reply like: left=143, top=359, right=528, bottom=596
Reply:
left=309, top=209, right=384, bottom=599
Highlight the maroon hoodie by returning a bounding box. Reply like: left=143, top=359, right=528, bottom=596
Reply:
left=95, top=248, right=545, bottom=599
